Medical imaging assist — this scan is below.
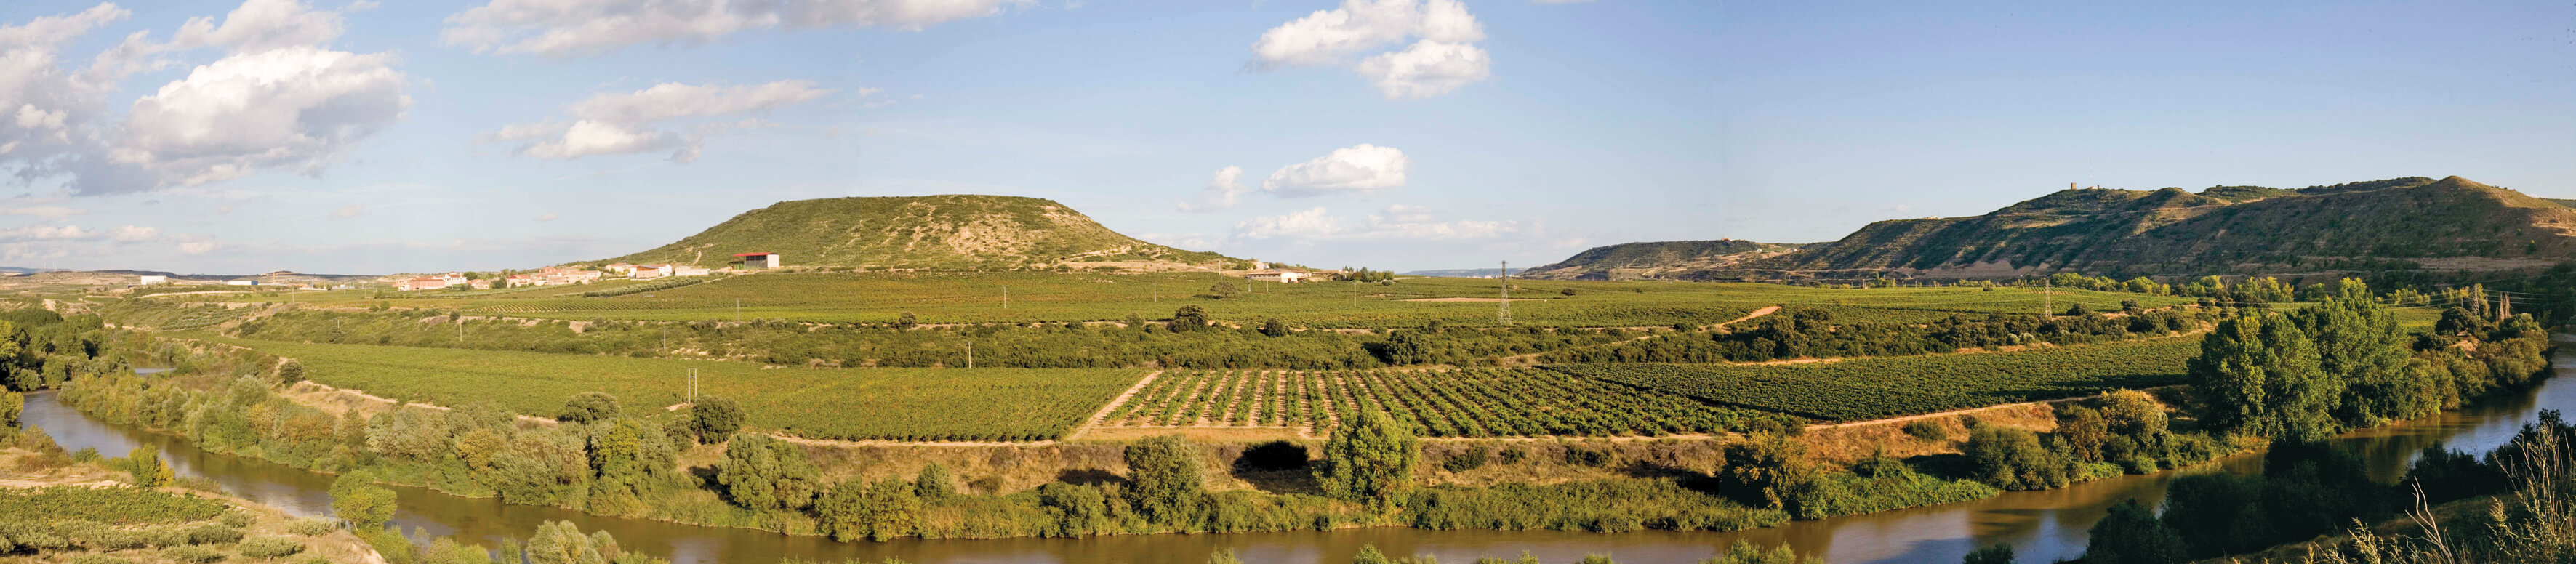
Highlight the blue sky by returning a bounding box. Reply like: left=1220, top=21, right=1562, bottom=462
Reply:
left=0, top=1, right=2568, bottom=275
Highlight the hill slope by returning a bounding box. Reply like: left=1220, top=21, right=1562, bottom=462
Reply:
left=1751, top=176, right=2576, bottom=278
left=1520, top=240, right=1802, bottom=280
left=607, top=195, right=1232, bottom=270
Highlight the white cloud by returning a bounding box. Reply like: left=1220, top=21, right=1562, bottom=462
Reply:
left=537, top=213, right=559, bottom=221
left=1, top=1, right=411, bottom=195
left=112, top=47, right=411, bottom=189
left=1231, top=204, right=1518, bottom=242
left=1176, top=165, right=1247, bottom=212
left=443, top=0, right=1035, bottom=58
left=171, top=0, right=345, bottom=53
left=108, top=225, right=159, bottom=242
left=1355, top=39, right=1489, bottom=100
left=1248, top=0, right=1489, bottom=99
left=0, top=206, right=79, bottom=219
left=172, top=233, right=221, bottom=254
left=1262, top=144, right=1407, bottom=197
left=0, top=225, right=95, bottom=241
left=491, top=80, right=832, bottom=161
left=327, top=204, right=364, bottom=218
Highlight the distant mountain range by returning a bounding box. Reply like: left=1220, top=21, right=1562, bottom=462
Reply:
left=605, top=195, right=1236, bottom=270
left=1524, top=176, right=2576, bottom=281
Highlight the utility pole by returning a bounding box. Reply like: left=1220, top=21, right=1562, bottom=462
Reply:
left=1152, top=281, right=1159, bottom=302
left=1352, top=279, right=1359, bottom=307
left=2043, top=276, right=2052, bottom=316
left=734, top=298, right=741, bottom=322
left=686, top=368, right=698, bottom=403
left=1003, top=285, right=1010, bottom=309
left=966, top=341, right=974, bottom=369
left=1498, top=260, right=1512, bottom=325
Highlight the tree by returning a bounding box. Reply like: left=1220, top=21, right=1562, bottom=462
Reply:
left=1963, top=426, right=2067, bottom=490
left=689, top=396, right=745, bottom=442
left=1170, top=305, right=1208, bottom=331
left=525, top=521, right=606, bottom=564
left=2055, top=405, right=2110, bottom=463
left=1560, top=287, right=1578, bottom=297
left=913, top=464, right=955, bottom=502
left=2079, top=499, right=2186, bottom=564
left=715, top=433, right=822, bottom=511
left=1210, top=281, right=1240, bottom=299
left=2098, top=390, right=2168, bottom=440
left=1380, top=329, right=1432, bottom=365
left=331, top=473, right=398, bottom=529
left=1720, top=432, right=1816, bottom=512
left=557, top=392, right=622, bottom=424
left=1962, top=543, right=2014, bottom=564
left=895, top=312, right=919, bottom=329
left=814, top=477, right=869, bottom=542
left=0, top=390, right=20, bottom=428
left=2064, top=302, right=2090, bottom=316
left=127, top=446, right=175, bottom=487
left=1317, top=410, right=1419, bottom=514
left=1259, top=318, right=1290, bottom=337
left=1123, top=434, right=1203, bottom=524
left=276, top=359, right=305, bottom=385
left=862, top=478, right=922, bottom=541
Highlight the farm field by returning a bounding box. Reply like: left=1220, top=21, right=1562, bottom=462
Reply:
left=204, top=337, right=1144, bottom=441
left=1096, top=368, right=1767, bottom=438
left=1549, top=336, right=2204, bottom=422
left=152, top=272, right=2191, bottom=329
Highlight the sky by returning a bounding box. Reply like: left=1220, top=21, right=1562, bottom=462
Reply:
left=0, top=0, right=2569, bottom=275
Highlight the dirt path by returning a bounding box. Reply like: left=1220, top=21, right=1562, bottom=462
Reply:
left=1064, top=370, right=1164, bottom=440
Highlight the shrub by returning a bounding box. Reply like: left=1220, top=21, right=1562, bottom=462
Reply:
left=1902, top=420, right=1946, bottom=441
left=238, top=536, right=307, bottom=558
left=218, top=510, right=255, bottom=528
left=1497, top=446, right=1528, bottom=464
left=187, top=522, right=244, bottom=544
left=1442, top=446, right=1491, bottom=472
left=1562, top=445, right=1614, bottom=468
left=556, top=392, right=622, bottom=423
left=286, top=518, right=337, bottom=536
left=68, top=555, right=134, bottom=564
left=164, top=544, right=224, bottom=563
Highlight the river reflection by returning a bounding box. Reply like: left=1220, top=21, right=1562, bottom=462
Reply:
left=19, top=352, right=2575, bottom=564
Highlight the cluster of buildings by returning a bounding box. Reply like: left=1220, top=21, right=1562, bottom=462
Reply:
left=389, top=253, right=784, bottom=291
left=1241, top=267, right=1350, bottom=283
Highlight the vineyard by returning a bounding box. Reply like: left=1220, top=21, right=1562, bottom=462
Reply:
left=1094, top=368, right=1772, bottom=437
left=153, top=272, right=2185, bottom=329
left=1549, top=337, right=2203, bottom=421
left=211, top=337, right=1143, bottom=442
left=0, top=486, right=230, bottom=525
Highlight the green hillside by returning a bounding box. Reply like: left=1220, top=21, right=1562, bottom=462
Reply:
left=1731, top=176, right=2576, bottom=278
left=1520, top=239, right=1801, bottom=280
left=604, top=195, right=1232, bottom=270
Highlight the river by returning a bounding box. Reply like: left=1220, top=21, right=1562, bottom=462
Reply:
left=19, top=355, right=2576, bottom=564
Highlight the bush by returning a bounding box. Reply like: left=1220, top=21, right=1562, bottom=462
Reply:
left=1561, top=445, right=1614, bottom=468
left=556, top=391, right=621, bottom=423
left=1442, top=446, right=1491, bottom=472
left=286, top=518, right=337, bottom=536
left=1902, top=420, right=1946, bottom=441
left=1497, top=446, right=1528, bottom=464
left=164, top=544, right=224, bottom=563
left=218, top=510, right=255, bottom=528
left=238, top=536, right=307, bottom=558
left=69, top=555, right=135, bottom=564
left=187, top=522, right=244, bottom=544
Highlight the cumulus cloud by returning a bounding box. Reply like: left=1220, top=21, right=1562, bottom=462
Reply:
left=444, top=0, right=1035, bottom=58
left=1176, top=165, right=1247, bottom=212
left=1248, top=0, right=1489, bottom=99
left=0, top=1, right=411, bottom=195
left=1231, top=204, right=1517, bottom=241
left=489, top=81, right=832, bottom=162
left=108, top=225, right=160, bottom=241
left=1262, top=144, right=1407, bottom=197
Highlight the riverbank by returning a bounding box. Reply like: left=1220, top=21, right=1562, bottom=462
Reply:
left=0, top=439, right=388, bottom=564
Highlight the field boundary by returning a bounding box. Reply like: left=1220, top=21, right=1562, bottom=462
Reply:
left=1064, top=370, right=1165, bottom=440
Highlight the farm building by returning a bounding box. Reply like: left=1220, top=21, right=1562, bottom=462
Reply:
left=631, top=265, right=667, bottom=280
left=225, top=279, right=257, bottom=286
left=137, top=275, right=166, bottom=285
left=734, top=252, right=782, bottom=269
left=1243, top=270, right=1309, bottom=283
left=397, top=277, right=449, bottom=291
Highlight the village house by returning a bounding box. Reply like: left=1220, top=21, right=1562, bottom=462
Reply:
left=733, top=252, right=782, bottom=269
left=397, top=277, right=449, bottom=291
left=137, top=275, right=166, bottom=285
left=630, top=265, right=667, bottom=280
left=1243, top=269, right=1309, bottom=283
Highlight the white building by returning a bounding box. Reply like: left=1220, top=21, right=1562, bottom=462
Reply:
left=1243, top=270, right=1309, bottom=283
left=138, top=275, right=167, bottom=285
left=225, top=279, right=257, bottom=286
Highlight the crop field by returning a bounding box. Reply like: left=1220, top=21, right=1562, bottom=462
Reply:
left=1096, top=368, right=1760, bottom=437
left=0, top=486, right=230, bottom=525
left=162, top=272, right=2189, bottom=329
left=209, top=337, right=1143, bottom=441
left=1549, top=337, right=2204, bottom=422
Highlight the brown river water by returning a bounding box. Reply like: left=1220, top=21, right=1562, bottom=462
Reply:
left=21, top=352, right=2576, bottom=564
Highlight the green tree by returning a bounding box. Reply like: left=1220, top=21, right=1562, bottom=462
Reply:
left=1720, top=432, right=1815, bottom=511
left=1962, top=543, right=2014, bottom=564
left=127, top=446, right=174, bottom=487
left=2079, top=499, right=2186, bottom=564
left=1170, top=305, right=1208, bottom=332
left=896, top=312, right=919, bottom=329
left=557, top=392, right=622, bottom=423
left=330, top=473, right=398, bottom=529
left=1704, top=540, right=1823, bottom=564
left=1380, top=329, right=1432, bottom=365
left=2189, top=314, right=2273, bottom=437
left=0, top=390, right=20, bottom=428
left=1123, top=434, right=1203, bottom=524
left=2055, top=405, right=2110, bottom=463
left=2293, top=287, right=2416, bottom=427
left=1208, top=549, right=1245, bottom=564
left=1211, top=281, right=1240, bottom=299
left=689, top=396, right=745, bottom=442
left=525, top=520, right=606, bottom=564
left=2257, top=314, right=2338, bottom=443
left=276, top=359, right=305, bottom=384
left=1317, top=410, right=1420, bottom=514
left=715, top=433, right=822, bottom=511
left=1259, top=318, right=1289, bottom=337
left=913, top=464, right=955, bottom=502
left=814, top=477, right=869, bottom=542
left=1963, top=426, right=2067, bottom=490
left=862, top=478, right=922, bottom=541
